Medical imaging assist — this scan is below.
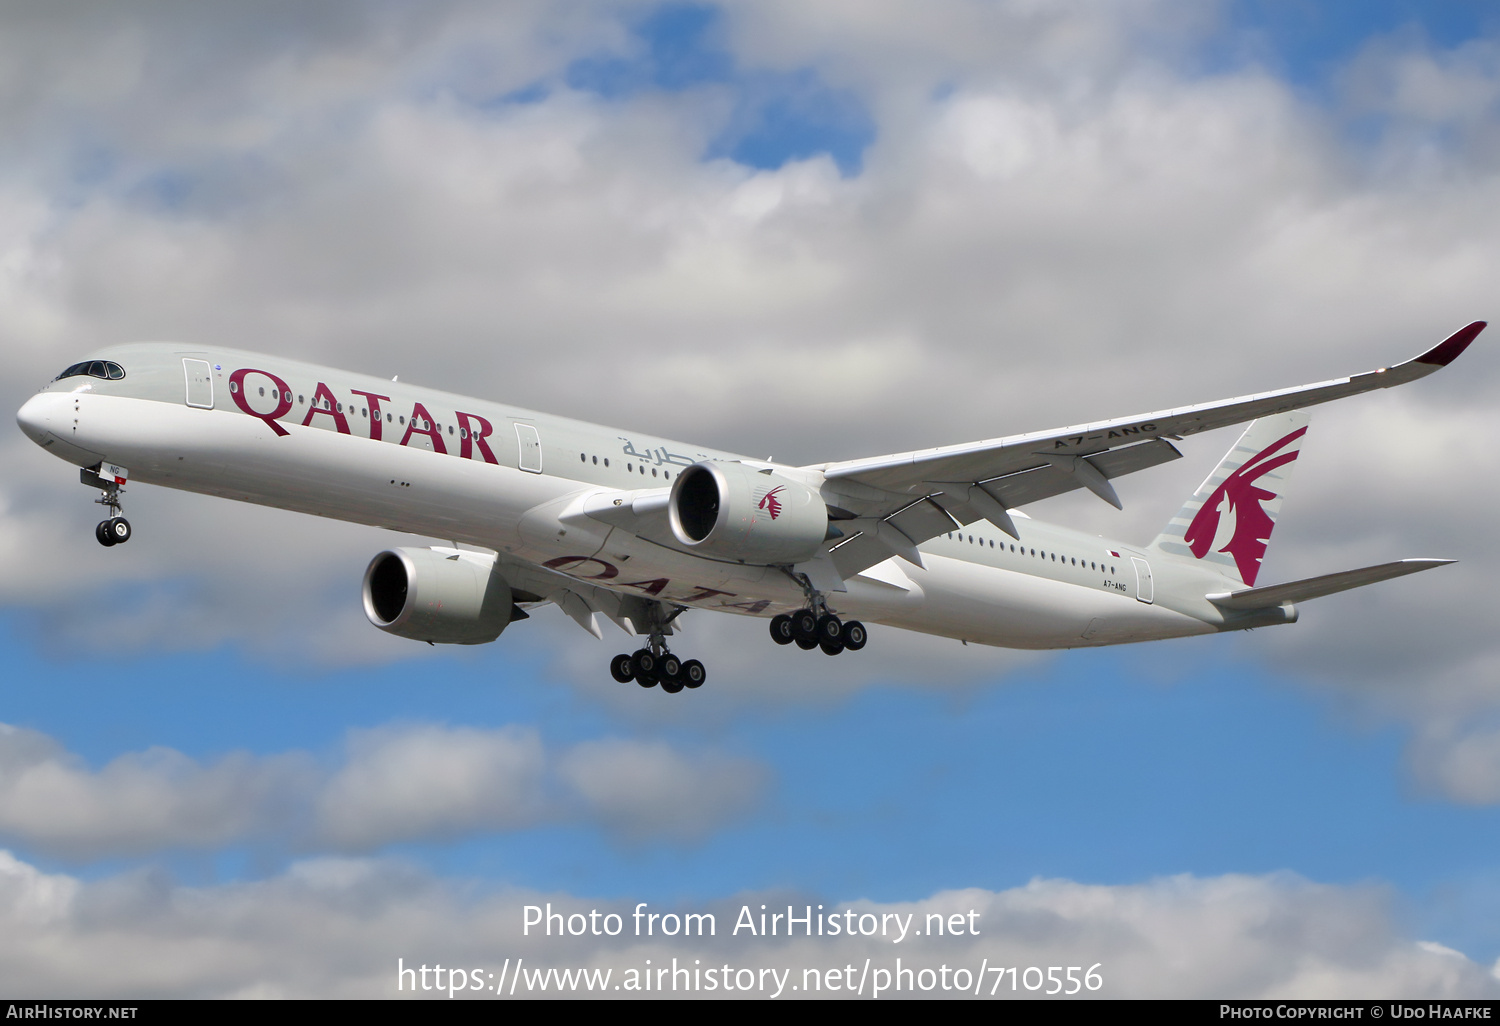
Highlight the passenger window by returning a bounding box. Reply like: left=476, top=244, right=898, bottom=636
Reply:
left=652, top=468, right=658, bottom=477
left=580, top=453, right=586, bottom=462
left=603, top=459, right=609, bottom=467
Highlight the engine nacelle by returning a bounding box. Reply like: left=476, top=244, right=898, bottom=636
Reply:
left=362, top=547, right=514, bottom=645
left=668, top=461, right=828, bottom=565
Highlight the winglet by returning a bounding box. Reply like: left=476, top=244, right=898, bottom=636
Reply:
left=1415, top=321, right=1486, bottom=367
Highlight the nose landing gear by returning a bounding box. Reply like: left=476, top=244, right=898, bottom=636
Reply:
left=84, top=466, right=131, bottom=547
left=95, top=517, right=131, bottom=547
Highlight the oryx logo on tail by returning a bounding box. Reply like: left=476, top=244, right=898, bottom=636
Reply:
left=757, top=486, right=785, bottom=519
left=1183, top=426, right=1306, bottom=585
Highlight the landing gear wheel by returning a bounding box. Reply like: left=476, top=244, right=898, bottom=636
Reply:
left=769, top=614, right=795, bottom=645
left=107, top=517, right=131, bottom=544
left=791, top=609, right=818, bottom=643
left=682, top=659, right=705, bottom=688
left=841, top=620, right=867, bottom=651
left=95, top=520, right=117, bottom=547
left=658, top=655, right=685, bottom=693
left=610, top=653, right=635, bottom=683
left=795, top=637, right=818, bottom=651
left=819, top=636, right=845, bottom=656
left=816, top=613, right=843, bottom=645
left=631, top=649, right=659, bottom=688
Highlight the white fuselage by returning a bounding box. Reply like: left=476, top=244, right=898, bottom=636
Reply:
left=17, top=343, right=1253, bottom=650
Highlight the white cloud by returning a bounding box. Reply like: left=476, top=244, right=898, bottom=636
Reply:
left=0, top=853, right=1489, bottom=998
left=0, top=723, right=768, bottom=859
left=0, top=3, right=1499, bottom=794
left=560, top=738, right=764, bottom=842
left=316, top=725, right=549, bottom=850
left=0, top=724, right=313, bottom=860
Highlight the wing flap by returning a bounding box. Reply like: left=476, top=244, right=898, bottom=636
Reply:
left=885, top=497, right=958, bottom=549
left=1206, top=558, right=1455, bottom=609
left=829, top=525, right=907, bottom=579
left=964, top=437, right=1183, bottom=510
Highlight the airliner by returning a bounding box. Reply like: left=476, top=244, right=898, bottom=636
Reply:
left=15, top=322, right=1483, bottom=693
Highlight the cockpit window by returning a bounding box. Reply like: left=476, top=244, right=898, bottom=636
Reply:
left=55, top=361, right=125, bottom=382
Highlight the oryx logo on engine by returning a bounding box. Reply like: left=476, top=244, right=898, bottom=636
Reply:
left=757, top=486, right=784, bottom=520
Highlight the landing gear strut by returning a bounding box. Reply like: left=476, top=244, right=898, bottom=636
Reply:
left=608, top=603, right=707, bottom=694
left=88, top=471, right=131, bottom=547
left=769, top=567, right=867, bottom=657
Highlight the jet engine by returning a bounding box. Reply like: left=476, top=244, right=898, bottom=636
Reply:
left=668, top=461, right=828, bottom=565
left=362, top=547, right=514, bottom=645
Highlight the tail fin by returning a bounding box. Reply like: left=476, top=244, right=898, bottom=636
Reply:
left=1149, top=411, right=1309, bottom=586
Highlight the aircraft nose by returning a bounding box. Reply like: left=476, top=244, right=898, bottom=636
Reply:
left=16, top=391, right=64, bottom=445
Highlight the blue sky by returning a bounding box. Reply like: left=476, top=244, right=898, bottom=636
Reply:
left=4, top=0, right=1500, bottom=998
left=562, top=3, right=876, bottom=174
left=1214, top=1, right=1500, bottom=82
left=7, top=621, right=1499, bottom=955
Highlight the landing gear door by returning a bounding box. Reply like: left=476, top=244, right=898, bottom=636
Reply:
left=183, top=359, right=214, bottom=409
left=515, top=423, right=542, bottom=474
left=1131, top=556, right=1154, bottom=604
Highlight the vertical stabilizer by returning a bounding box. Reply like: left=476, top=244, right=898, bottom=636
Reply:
left=1149, top=411, right=1310, bottom=586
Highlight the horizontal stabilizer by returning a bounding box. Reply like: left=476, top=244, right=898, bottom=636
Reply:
left=1206, top=558, right=1455, bottom=610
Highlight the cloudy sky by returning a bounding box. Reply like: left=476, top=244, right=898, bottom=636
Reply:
left=4, top=0, right=1500, bottom=999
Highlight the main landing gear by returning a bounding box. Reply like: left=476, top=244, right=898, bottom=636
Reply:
left=769, top=610, right=867, bottom=656
left=608, top=603, right=706, bottom=694
left=768, top=567, right=867, bottom=657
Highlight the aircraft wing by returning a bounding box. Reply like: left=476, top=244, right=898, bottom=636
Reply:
left=810, top=322, right=1484, bottom=579
left=494, top=551, right=674, bottom=640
